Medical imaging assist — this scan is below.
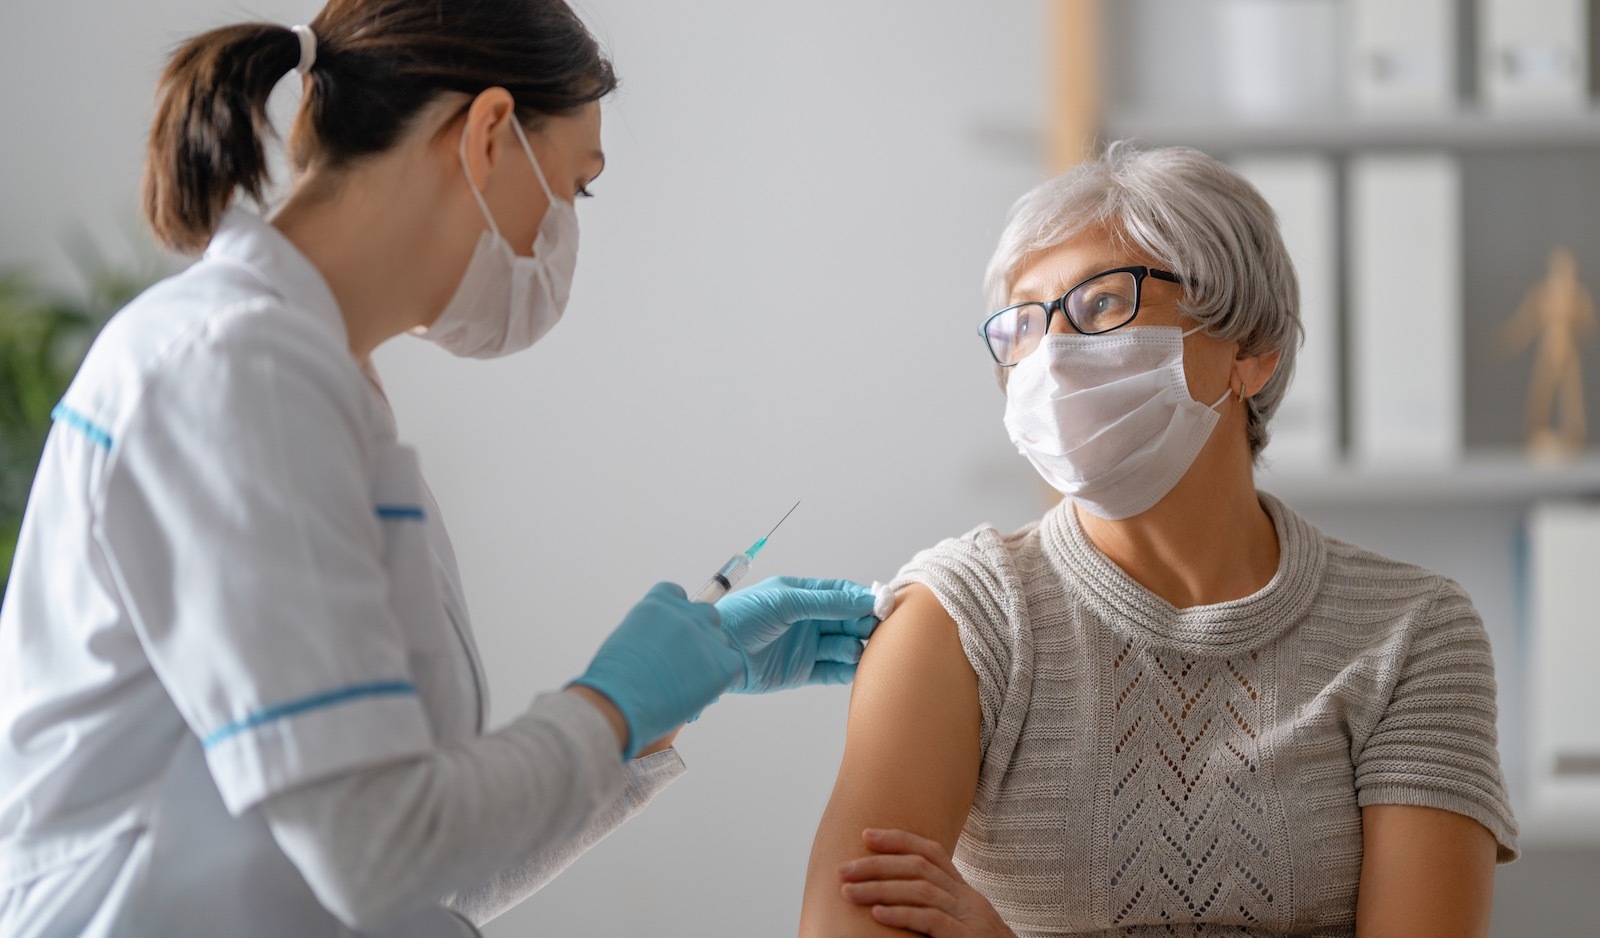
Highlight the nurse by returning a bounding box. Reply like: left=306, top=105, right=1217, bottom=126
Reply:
left=0, top=1, right=878, bottom=935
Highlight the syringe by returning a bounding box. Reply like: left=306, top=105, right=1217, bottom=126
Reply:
left=691, top=501, right=800, bottom=604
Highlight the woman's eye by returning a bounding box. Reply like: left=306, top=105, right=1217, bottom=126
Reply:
left=1092, top=295, right=1116, bottom=314
left=576, top=185, right=595, bottom=199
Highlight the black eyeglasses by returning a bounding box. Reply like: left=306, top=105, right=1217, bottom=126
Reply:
left=979, top=265, right=1186, bottom=366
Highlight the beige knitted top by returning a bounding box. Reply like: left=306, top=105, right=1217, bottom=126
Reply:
left=889, top=492, right=1517, bottom=938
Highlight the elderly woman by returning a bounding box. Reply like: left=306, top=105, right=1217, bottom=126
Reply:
left=800, top=144, right=1517, bottom=937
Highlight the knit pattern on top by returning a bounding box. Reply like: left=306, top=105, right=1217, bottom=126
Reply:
left=889, top=492, right=1516, bottom=938
left=1105, top=640, right=1275, bottom=929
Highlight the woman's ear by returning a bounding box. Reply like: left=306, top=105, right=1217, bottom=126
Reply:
left=1235, top=345, right=1282, bottom=399
left=459, top=88, right=517, bottom=194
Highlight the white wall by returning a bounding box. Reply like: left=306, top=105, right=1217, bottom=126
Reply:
left=385, top=4, right=1049, bottom=932
left=0, top=1, right=1049, bottom=933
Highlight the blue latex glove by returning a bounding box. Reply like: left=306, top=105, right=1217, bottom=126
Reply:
left=573, top=582, right=743, bottom=758
left=715, top=576, right=881, bottom=694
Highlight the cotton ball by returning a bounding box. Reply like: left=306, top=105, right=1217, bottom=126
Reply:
left=869, top=581, right=896, bottom=620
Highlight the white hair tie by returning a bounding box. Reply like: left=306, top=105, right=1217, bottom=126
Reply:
left=290, top=24, right=317, bottom=76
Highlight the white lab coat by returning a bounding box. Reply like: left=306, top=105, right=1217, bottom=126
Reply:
left=0, top=209, right=684, bottom=936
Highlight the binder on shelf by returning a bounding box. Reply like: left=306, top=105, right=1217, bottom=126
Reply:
left=1214, top=0, right=1342, bottom=118
left=1230, top=155, right=1340, bottom=469
left=1347, top=153, right=1462, bottom=466
left=1349, top=0, right=1458, bottom=113
left=1479, top=0, right=1589, bottom=113
left=1526, top=501, right=1600, bottom=823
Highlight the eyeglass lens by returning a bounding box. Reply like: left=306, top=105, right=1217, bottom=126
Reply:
left=984, top=270, right=1141, bottom=364
left=983, top=303, right=1044, bottom=365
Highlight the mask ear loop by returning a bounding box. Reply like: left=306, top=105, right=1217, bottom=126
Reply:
left=1184, top=321, right=1236, bottom=411
left=509, top=119, right=559, bottom=204
left=458, top=125, right=503, bottom=242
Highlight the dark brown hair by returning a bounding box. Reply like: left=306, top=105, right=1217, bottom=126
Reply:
left=143, top=0, right=617, bottom=254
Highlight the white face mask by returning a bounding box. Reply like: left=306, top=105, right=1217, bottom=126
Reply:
left=1002, top=326, right=1232, bottom=521
left=417, top=120, right=580, bottom=359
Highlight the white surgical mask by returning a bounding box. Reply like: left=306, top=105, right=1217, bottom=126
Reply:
left=1002, top=326, right=1232, bottom=521
left=418, top=121, right=580, bottom=359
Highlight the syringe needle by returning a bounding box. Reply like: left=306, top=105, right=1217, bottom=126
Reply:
left=748, top=500, right=801, bottom=557
left=693, top=500, right=803, bottom=604
left=762, top=500, right=801, bottom=542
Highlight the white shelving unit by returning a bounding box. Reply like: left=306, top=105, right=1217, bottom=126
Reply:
left=1104, top=107, right=1600, bottom=153
left=1090, top=5, right=1600, bottom=495
left=1097, top=1, right=1600, bottom=881
left=1259, top=453, right=1600, bottom=505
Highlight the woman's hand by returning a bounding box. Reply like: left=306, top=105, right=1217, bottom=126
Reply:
left=716, top=577, right=879, bottom=693
left=837, top=829, right=1015, bottom=938
left=571, top=582, right=742, bottom=758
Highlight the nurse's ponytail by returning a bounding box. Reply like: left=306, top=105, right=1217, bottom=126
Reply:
left=144, top=25, right=302, bottom=255
left=143, top=0, right=617, bottom=255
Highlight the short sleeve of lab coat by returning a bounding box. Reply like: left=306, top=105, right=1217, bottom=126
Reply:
left=95, top=302, right=434, bottom=815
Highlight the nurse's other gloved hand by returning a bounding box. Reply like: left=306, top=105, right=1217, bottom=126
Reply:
left=573, top=582, right=742, bottom=759
left=716, top=576, right=880, bottom=694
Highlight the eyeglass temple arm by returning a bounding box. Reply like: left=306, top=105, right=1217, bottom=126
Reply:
left=1147, top=268, right=1198, bottom=288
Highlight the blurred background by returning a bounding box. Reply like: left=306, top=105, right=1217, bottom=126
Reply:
left=2, top=0, right=1598, bottom=934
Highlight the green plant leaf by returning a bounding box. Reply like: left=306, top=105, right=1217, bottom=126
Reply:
left=0, top=516, right=18, bottom=586
left=0, top=250, right=165, bottom=546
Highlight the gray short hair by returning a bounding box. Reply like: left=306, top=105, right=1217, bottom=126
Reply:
left=984, top=141, right=1302, bottom=459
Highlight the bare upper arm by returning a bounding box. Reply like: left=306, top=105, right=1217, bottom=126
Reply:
left=1355, top=804, right=1497, bottom=938
left=799, top=584, right=983, bottom=936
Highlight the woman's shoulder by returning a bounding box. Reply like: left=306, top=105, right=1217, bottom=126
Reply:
left=884, top=513, right=1060, bottom=762
left=67, top=262, right=362, bottom=455
left=96, top=259, right=341, bottom=378
left=1318, top=531, right=1472, bottom=607
left=908, top=509, right=1056, bottom=573
left=1310, top=534, right=1519, bottom=859
left=885, top=509, right=1068, bottom=667
left=893, top=513, right=1052, bottom=601
left=1293, top=524, right=1486, bottom=661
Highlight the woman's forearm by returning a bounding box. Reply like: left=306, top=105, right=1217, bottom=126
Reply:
left=258, top=690, right=627, bottom=931
left=444, top=747, right=687, bottom=925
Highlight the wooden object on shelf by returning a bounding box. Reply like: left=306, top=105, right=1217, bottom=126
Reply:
left=1047, top=0, right=1099, bottom=173
left=1499, top=246, right=1597, bottom=463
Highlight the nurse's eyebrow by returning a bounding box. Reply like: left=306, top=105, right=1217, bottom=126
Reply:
left=589, top=150, right=606, bottom=182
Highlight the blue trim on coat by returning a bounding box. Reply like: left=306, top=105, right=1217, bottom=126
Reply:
left=201, top=680, right=419, bottom=749
left=375, top=505, right=427, bottom=521
left=50, top=403, right=113, bottom=450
